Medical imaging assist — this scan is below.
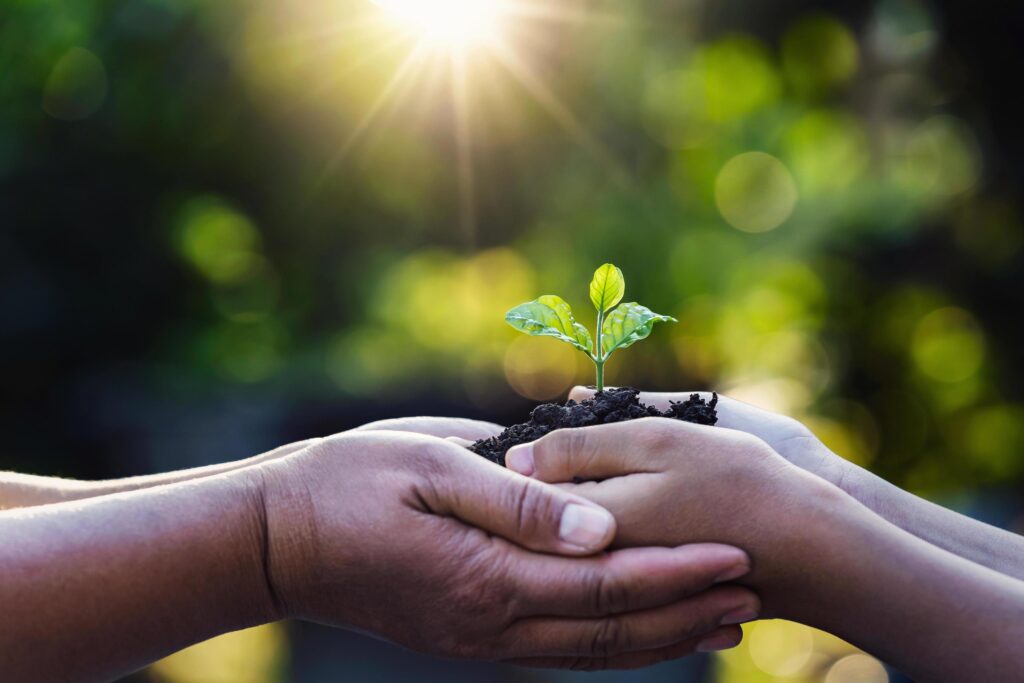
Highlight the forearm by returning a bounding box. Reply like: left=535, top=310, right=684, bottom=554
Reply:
left=689, top=389, right=1024, bottom=580
left=822, top=445, right=1024, bottom=580
left=0, top=468, right=278, bottom=682
left=770, top=485, right=1024, bottom=682
left=0, top=440, right=316, bottom=511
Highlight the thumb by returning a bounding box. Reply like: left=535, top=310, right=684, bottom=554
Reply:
left=431, top=446, right=617, bottom=556
left=507, top=421, right=653, bottom=483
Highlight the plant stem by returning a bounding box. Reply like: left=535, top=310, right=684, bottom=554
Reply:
left=595, top=310, right=605, bottom=392
left=595, top=361, right=605, bottom=393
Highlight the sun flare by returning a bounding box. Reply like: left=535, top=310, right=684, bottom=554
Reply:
left=296, top=0, right=625, bottom=240
left=372, top=0, right=503, bottom=47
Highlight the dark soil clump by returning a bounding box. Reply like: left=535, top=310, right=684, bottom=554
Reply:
left=470, top=387, right=719, bottom=466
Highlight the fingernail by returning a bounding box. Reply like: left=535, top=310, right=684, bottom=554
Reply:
left=697, top=633, right=740, bottom=653
left=506, top=444, right=535, bottom=476
left=559, top=504, right=613, bottom=550
left=713, top=563, right=750, bottom=584
left=719, top=607, right=759, bottom=626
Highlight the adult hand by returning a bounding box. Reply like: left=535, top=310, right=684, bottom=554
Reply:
left=259, top=431, right=759, bottom=669
left=0, top=416, right=500, bottom=514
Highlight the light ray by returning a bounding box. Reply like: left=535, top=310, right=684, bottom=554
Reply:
left=302, top=32, right=414, bottom=109
left=373, top=0, right=502, bottom=47
left=246, top=15, right=397, bottom=78
left=501, top=1, right=627, bottom=27
left=264, top=15, right=391, bottom=51
left=451, top=49, right=478, bottom=245
left=310, top=39, right=432, bottom=193
left=286, top=0, right=639, bottom=232
left=487, top=37, right=629, bottom=186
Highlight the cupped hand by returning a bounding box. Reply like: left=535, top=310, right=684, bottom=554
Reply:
left=505, top=417, right=841, bottom=616
left=568, top=386, right=850, bottom=491
left=257, top=431, right=759, bottom=669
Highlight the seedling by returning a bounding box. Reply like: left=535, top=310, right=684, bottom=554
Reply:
left=505, top=263, right=677, bottom=392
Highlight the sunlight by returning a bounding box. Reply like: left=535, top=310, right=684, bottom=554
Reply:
left=286, top=0, right=629, bottom=237
left=373, top=0, right=503, bottom=47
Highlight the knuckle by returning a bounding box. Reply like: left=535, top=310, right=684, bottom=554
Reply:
left=453, top=545, right=513, bottom=613
left=541, top=427, right=589, bottom=468
left=733, top=430, right=775, bottom=457
left=633, top=417, right=680, bottom=452
left=408, top=454, right=454, bottom=511
left=777, top=413, right=814, bottom=439
left=508, top=480, right=555, bottom=538
left=591, top=570, right=630, bottom=615
left=440, top=539, right=507, bottom=603
left=383, top=435, right=453, bottom=478
left=304, top=434, right=349, bottom=462
left=421, top=440, right=461, bottom=471
left=438, top=570, right=516, bottom=658
left=586, top=617, right=628, bottom=658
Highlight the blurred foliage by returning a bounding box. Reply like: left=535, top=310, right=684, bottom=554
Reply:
left=3, top=0, right=1024, bottom=681
left=717, top=621, right=889, bottom=683
left=6, top=0, right=1023, bottom=491
left=149, top=623, right=287, bottom=683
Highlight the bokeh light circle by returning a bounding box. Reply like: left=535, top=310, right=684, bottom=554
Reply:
left=746, top=620, right=815, bottom=676
left=825, top=653, right=889, bottom=683
left=715, top=152, right=799, bottom=233
left=43, top=47, right=108, bottom=121
left=175, top=196, right=263, bottom=284
left=782, top=15, right=860, bottom=95
left=504, top=335, right=581, bottom=401
left=149, top=623, right=287, bottom=683
left=964, top=404, right=1024, bottom=479
left=911, top=307, right=986, bottom=383
left=893, top=116, right=982, bottom=200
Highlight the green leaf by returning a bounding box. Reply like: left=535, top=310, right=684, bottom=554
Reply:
left=601, top=302, right=677, bottom=356
left=589, top=263, right=625, bottom=313
left=506, top=295, right=594, bottom=354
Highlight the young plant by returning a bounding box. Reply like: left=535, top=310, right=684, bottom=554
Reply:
left=505, top=263, right=677, bottom=392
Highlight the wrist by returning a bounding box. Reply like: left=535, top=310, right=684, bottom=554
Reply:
left=781, top=435, right=885, bottom=514
left=206, top=466, right=290, bottom=629
left=253, top=454, right=323, bottom=623
left=748, top=470, right=867, bottom=619
left=809, top=443, right=895, bottom=529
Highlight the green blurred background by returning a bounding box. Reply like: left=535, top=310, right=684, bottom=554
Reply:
left=2, top=0, right=1022, bottom=681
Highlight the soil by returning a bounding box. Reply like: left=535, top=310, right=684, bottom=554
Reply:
left=470, top=387, right=719, bottom=467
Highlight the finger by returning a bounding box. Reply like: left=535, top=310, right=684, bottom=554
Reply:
left=502, top=586, right=757, bottom=659
left=505, top=625, right=743, bottom=671
left=254, top=438, right=321, bottom=461
left=505, top=418, right=678, bottom=482
left=355, top=416, right=504, bottom=441
left=509, top=543, right=751, bottom=617
left=426, top=444, right=617, bottom=555
left=445, top=436, right=475, bottom=448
